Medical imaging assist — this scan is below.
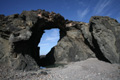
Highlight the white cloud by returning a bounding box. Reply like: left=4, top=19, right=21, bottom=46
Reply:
left=94, top=0, right=111, bottom=15
left=77, top=8, right=89, bottom=20
left=45, top=29, right=59, bottom=42
left=38, top=43, right=49, bottom=47
left=46, top=37, right=59, bottom=41
left=51, top=29, right=59, bottom=37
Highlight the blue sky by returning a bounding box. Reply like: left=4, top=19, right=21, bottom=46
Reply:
left=38, top=29, right=59, bottom=55
left=0, top=0, right=120, bottom=55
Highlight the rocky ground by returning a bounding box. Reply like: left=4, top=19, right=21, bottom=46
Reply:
left=0, top=58, right=120, bottom=80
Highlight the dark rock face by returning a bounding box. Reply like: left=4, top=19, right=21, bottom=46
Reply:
left=0, top=9, right=119, bottom=70
left=89, top=16, right=120, bottom=63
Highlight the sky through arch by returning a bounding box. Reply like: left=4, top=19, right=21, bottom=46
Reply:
left=38, top=29, right=60, bottom=55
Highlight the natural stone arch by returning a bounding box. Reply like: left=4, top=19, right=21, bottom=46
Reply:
left=9, top=10, right=66, bottom=70
left=6, top=10, right=94, bottom=70
left=0, top=9, right=119, bottom=71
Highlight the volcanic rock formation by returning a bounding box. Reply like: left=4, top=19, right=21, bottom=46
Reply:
left=0, top=9, right=119, bottom=70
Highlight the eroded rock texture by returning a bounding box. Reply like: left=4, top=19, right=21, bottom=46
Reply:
left=0, top=9, right=119, bottom=70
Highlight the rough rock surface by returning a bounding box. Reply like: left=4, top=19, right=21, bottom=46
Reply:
left=0, top=9, right=120, bottom=70
left=89, top=16, right=120, bottom=63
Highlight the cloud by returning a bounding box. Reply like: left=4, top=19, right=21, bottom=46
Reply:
left=40, top=43, right=49, bottom=46
left=77, top=8, right=89, bottom=20
left=94, top=0, right=111, bottom=15
left=45, top=29, right=59, bottom=42
left=46, top=37, right=59, bottom=41
left=38, top=29, right=59, bottom=48
left=51, top=29, right=59, bottom=37
left=38, top=43, right=49, bottom=47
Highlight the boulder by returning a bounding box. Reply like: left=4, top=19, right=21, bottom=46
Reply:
left=89, top=16, right=120, bottom=63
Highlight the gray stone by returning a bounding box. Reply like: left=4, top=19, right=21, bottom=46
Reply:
left=89, top=16, right=120, bottom=63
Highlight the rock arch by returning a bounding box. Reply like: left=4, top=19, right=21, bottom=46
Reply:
left=8, top=10, right=66, bottom=70
left=0, top=9, right=119, bottom=71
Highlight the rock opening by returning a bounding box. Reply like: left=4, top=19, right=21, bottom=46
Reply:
left=38, top=29, right=60, bottom=56
left=38, top=29, right=60, bottom=67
